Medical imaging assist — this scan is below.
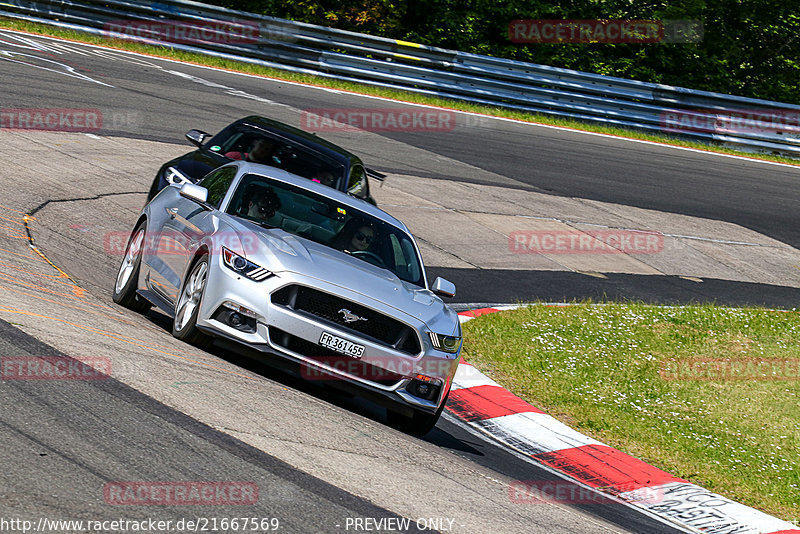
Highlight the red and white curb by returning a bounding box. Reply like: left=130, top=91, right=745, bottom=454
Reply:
left=446, top=306, right=800, bottom=534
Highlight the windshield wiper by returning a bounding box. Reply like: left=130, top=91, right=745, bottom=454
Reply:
left=231, top=214, right=278, bottom=229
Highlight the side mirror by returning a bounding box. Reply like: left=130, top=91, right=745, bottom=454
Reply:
left=431, top=277, right=456, bottom=298
left=185, top=129, right=210, bottom=148
left=179, top=183, right=209, bottom=205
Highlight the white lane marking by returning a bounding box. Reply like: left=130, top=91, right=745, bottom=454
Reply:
left=0, top=29, right=286, bottom=104
left=1, top=28, right=798, bottom=171
left=0, top=50, right=113, bottom=86
left=162, top=69, right=290, bottom=107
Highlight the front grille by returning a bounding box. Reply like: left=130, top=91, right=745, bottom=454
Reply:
left=271, top=285, right=421, bottom=354
left=269, top=327, right=405, bottom=386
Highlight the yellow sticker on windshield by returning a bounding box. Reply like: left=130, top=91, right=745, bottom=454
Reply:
left=337, top=207, right=346, bottom=215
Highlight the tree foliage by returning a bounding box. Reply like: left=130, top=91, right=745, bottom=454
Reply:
left=207, top=0, right=800, bottom=104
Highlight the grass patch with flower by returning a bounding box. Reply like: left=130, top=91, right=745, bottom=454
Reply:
left=461, top=302, right=800, bottom=521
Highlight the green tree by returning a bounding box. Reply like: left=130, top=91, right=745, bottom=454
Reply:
left=204, top=0, right=800, bottom=104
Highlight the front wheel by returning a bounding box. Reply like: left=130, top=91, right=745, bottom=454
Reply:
left=112, top=223, right=150, bottom=313
left=172, top=254, right=212, bottom=348
left=387, top=399, right=447, bottom=437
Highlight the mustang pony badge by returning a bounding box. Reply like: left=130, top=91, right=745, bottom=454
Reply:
left=338, top=308, right=368, bottom=323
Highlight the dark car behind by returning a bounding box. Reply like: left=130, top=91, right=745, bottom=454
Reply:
left=148, top=115, right=377, bottom=204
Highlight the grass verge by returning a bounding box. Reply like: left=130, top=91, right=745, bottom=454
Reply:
left=1, top=16, right=799, bottom=167
left=461, top=302, right=799, bottom=521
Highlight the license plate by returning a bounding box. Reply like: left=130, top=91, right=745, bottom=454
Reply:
left=319, top=332, right=365, bottom=359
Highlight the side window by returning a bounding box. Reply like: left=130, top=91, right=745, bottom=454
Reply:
left=386, top=233, right=421, bottom=284
left=347, top=165, right=366, bottom=197
left=199, top=167, right=236, bottom=208
left=204, top=124, right=237, bottom=158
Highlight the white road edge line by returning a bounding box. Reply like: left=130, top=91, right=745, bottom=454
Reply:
left=2, top=27, right=800, bottom=172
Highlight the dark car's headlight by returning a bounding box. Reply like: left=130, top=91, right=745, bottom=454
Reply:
left=428, top=332, right=462, bottom=353
left=165, top=166, right=191, bottom=185
left=222, top=247, right=273, bottom=281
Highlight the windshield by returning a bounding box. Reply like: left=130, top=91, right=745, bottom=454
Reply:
left=226, top=174, right=424, bottom=286
left=208, top=127, right=346, bottom=188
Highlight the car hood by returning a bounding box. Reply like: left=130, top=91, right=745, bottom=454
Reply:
left=217, top=216, right=457, bottom=329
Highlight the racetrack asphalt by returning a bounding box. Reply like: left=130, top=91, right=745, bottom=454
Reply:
left=2, top=29, right=800, bottom=308
left=0, top=318, right=439, bottom=533
left=2, top=27, right=800, bottom=533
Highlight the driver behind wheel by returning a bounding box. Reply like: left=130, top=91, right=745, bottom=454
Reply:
left=331, top=220, right=377, bottom=253
left=349, top=225, right=375, bottom=252
left=246, top=186, right=281, bottom=223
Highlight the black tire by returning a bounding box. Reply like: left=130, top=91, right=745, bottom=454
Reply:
left=387, top=396, right=447, bottom=437
left=172, top=254, right=213, bottom=348
left=112, top=222, right=151, bottom=313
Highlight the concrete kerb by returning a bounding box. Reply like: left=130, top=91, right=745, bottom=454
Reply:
left=448, top=304, right=800, bottom=534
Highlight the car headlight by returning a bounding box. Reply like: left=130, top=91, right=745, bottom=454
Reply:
left=428, top=332, right=462, bottom=353
left=221, top=247, right=273, bottom=281
left=165, top=166, right=191, bottom=185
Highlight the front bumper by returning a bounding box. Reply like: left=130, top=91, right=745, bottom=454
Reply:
left=195, top=259, right=459, bottom=413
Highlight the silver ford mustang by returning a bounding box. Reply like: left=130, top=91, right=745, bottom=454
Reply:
left=113, top=161, right=462, bottom=435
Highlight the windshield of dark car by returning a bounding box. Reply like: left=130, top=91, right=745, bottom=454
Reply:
left=208, top=128, right=345, bottom=189
left=227, top=174, right=424, bottom=286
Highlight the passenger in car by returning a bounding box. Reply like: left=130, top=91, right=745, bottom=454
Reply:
left=312, top=169, right=337, bottom=187
left=226, top=138, right=276, bottom=164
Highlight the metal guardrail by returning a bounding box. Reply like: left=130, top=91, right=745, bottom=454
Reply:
left=2, top=0, right=800, bottom=156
